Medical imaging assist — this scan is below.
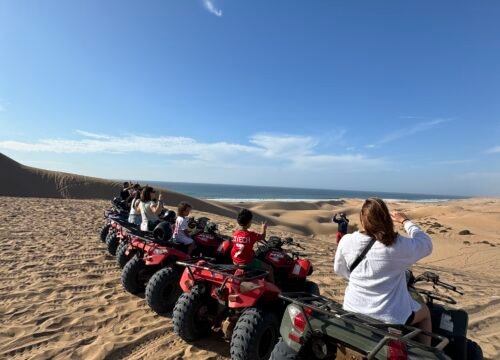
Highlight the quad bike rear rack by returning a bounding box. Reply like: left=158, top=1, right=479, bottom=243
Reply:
left=280, top=292, right=450, bottom=360
left=177, top=259, right=269, bottom=297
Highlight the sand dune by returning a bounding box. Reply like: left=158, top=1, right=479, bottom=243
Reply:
left=1, top=154, right=499, bottom=359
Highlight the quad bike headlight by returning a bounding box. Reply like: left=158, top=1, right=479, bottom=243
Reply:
left=153, top=248, right=169, bottom=255
left=239, top=281, right=262, bottom=293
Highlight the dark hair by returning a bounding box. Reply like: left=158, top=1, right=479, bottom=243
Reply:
left=237, top=209, right=253, bottom=227
left=178, top=202, right=192, bottom=217
left=140, top=186, right=155, bottom=202
left=133, top=190, right=141, bottom=200
left=123, top=182, right=129, bottom=187
left=360, top=198, right=397, bottom=246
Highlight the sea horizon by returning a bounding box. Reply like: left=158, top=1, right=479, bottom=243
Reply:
left=140, top=180, right=467, bottom=203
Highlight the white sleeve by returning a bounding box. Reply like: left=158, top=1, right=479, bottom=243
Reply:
left=180, top=218, right=189, bottom=231
left=400, top=221, right=433, bottom=264
left=334, top=241, right=350, bottom=280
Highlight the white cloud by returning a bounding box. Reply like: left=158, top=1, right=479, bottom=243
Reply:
left=202, top=0, right=223, bottom=17
left=378, top=118, right=449, bottom=145
left=249, top=134, right=317, bottom=158
left=0, top=131, right=382, bottom=171
left=75, top=130, right=111, bottom=139
left=486, top=146, right=500, bottom=154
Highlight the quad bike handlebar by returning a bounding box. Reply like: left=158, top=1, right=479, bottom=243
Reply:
left=409, top=270, right=463, bottom=305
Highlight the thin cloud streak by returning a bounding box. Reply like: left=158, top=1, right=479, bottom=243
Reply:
left=379, top=119, right=449, bottom=145
left=202, top=0, right=222, bottom=17
left=486, top=146, right=500, bottom=154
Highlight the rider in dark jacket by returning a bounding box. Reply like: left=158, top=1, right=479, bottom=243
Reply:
left=333, top=212, right=349, bottom=244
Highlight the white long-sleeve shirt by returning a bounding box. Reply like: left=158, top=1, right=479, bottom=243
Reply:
left=333, top=221, right=432, bottom=324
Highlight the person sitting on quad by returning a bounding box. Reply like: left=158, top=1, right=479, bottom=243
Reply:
left=231, top=209, right=274, bottom=283
left=332, top=212, right=349, bottom=244
left=334, top=198, right=433, bottom=345
left=128, top=190, right=142, bottom=226
left=173, top=202, right=195, bottom=255
left=126, top=183, right=142, bottom=208
left=139, top=186, right=164, bottom=231
left=120, top=182, right=133, bottom=202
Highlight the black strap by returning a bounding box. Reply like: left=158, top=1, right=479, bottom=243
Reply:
left=349, top=239, right=376, bottom=273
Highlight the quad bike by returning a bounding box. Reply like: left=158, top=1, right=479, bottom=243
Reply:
left=270, top=270, right=483, bottom=360
left=172, top=236, right=318, bottom=360
left=99, top=197, right=129, bottom=243
left=109, top=209, right=176, bottom=258
left=121, top=218, right=233, bottom=314
left=144, top=219, right=234, bottom=314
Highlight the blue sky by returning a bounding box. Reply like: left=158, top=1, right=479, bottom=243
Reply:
left=0, top=0, right=499, bottom=196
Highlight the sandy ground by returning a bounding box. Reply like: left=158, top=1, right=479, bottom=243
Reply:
left=0, top=196, right=499, bottom=360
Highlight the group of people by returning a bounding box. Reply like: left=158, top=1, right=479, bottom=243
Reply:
left=119, top=182, right=434, bottom=344
left=119, top=182, right=196, bottom=254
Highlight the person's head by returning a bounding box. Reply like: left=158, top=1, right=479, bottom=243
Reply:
left=360, top=198, right=397, bottom=246
left=340, top=212, right=346, bottom=218
left=123, top=182, right=129, bottom=189
left=237, top=209, right=253, bottom=228
left=133, top=190, right=141, bottom=200
left=140, top=186, right=156, bottom=202
left=178, top=202, right=192, bottom=217
left=133, top=183, right=140, bottom=190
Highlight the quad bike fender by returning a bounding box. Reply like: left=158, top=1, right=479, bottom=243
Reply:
left=227, top=279, right=280, bottom=309
left=145, top=247, right=190, bottom=266
left=289, top=259, right=313, bottom=279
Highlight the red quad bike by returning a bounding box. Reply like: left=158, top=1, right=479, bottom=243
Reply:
left=122, top=218, right=233, bottom=314
left=99, top=199, right=129, bottom=243
left=114, top=210, right=177, bottom=264
left=172, top=236, right=318, bottom=360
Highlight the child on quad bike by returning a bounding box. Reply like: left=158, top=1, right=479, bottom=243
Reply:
left=332, top=212, right=349, bottom=244
left=128, top=190, right=142, bottom=225
left=173, top=202, right=196, bottom=255
left=231, top=209, right=275, bottom=283
left=334, top=198, right=433, bottom=345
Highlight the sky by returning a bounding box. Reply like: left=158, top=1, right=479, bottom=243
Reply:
left=0, top=0, right=499, bottom=196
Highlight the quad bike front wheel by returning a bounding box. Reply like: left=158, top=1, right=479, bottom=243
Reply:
left=231, top=307, right=280, bottom=360
left=116, top=241, right=131, bottom=269
left=121, top=254, right=149, bottom=294
left=100, top=224, right=110, bottom=243
left=173, top=284, right=214, bottom=341
left=106, top=232, right=119, bottom=256
left=145, top=267, right=182, bottom=314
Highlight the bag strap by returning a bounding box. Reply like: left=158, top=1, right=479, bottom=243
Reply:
left=349, top=238, right=376, bottom=273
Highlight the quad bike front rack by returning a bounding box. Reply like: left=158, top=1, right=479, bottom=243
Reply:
left=279, top=292, right=450, bottom=360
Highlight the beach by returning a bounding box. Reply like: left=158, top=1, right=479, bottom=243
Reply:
left=0, top=155, right=499, bottom=359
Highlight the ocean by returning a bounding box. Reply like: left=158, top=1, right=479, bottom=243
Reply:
left=146, top=181, right=465, bottom=203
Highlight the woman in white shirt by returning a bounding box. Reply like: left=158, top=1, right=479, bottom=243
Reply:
left=128, top=191, right=142, bottom=225
left=139, top=186, right=164, bottom=231
left=334, top=198, right=433, bottom=345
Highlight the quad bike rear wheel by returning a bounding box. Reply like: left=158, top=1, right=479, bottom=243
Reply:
left=173, top=284, right=214, bottom=341
left=145, top=267, right=182, bottom=314
left=100, top=224, right=110, bottom=242
left=116, top=241, right=131, bottom=269
left=121, top=254, right=149, bottom=294
left=231, top=307, right=280, bottom=360
left=270, top=339, right=299, bottom=360
left=105, top=232, right=119, bottom=256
